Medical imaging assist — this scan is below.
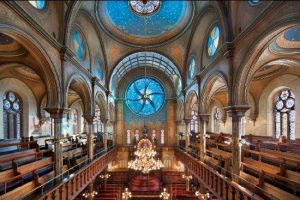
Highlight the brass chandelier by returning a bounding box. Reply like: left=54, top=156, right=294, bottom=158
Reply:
left=128, top=139, right=163, bottom=174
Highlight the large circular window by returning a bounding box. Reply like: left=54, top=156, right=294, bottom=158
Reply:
left=207, top=25, right=220, bottom=57
left=126, top=77, right=165, bottom=116
left=73, top=31, right=86, bottom=61
left=129, top=0, right=160, bottom=16
left=28, top=0, right=46, bottom=10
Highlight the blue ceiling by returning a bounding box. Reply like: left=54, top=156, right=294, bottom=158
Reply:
left=97, top=1, right=193, bottom=45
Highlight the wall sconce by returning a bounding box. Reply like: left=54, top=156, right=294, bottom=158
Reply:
left=122, top=188, right=132, bottom=200
left=159, top=188, right=170, bottom=200
left=82, top=190, right=98, bottom=199
left=195, top=191, right=210, bottom=200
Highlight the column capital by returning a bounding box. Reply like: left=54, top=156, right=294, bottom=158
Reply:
left=176, top=120, right=184, bottom=125
left=198, top=114, right=210, bottom=122
left=224, top=105, right=250, bottom=118
left=83, top=114, right=95, bottom=123
left=184, top=118, right=191, bottom=125
left=44, top=108, right=70, bottom=118
left=195, top=75, right=201, bottom=84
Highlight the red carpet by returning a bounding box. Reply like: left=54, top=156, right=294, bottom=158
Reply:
left=130, top=175, right=160, bottom=191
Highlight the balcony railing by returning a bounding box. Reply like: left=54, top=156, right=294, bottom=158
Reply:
left=175, top=148, right=279, bottom=200
left=21, top=146, right=116, bottom=200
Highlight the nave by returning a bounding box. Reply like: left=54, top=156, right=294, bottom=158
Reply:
left=0, top=0, right=300, bottom=200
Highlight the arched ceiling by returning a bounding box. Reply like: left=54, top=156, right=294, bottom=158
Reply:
left=96, top=0, right=194, bottom=46
left=110, top=51, right=182, bottom=96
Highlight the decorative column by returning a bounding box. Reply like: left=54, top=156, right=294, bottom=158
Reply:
left=226, top=106, right=249, bottom=182
left=198, top=114, right=210, bottom=162
left=84, top=115, right=95, bottom=160
left=45, top=108, right=69, bottom=177
left=103, top=119, right=108, bottom=151
left=184, top=119, right=191, bottom=152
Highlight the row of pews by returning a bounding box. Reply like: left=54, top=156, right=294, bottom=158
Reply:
left=0, top=135, right=96, bottom=200
left=204, top=132, right=300, bottom=200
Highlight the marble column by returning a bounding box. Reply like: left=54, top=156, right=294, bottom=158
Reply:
left=45, top=108, right=69, bottom=177
left=84, top=115, right=95, bottom=160
left=226, top=106, right=249, bottom=182
left=103, top=119, right=108, bottom=151
left=184, top=119, right=191, bottom=152
left=198, top=114, right=210, bottom=162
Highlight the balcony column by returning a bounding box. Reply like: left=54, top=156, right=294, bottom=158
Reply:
left=226, top=106, right=249, bottom=182
left=84, top=115, right=95, bottom=160
left=103, top=119, right=108, bottom=151
left=198, top=114, right=210, bottom=162
left=45, top=108, right=69, bottom=177
left=184, top=119, right=191, bottom=152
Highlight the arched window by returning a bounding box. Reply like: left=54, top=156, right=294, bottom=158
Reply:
left=3, top=91, right=23, bottom=139
left=207, top=25, right=220, bottom=57
left=274, top=89, right=296, bottom=140
left=94, top=105, right=104, bottom=133
left=160, top=129, right=164, bottom=144
left=190, top=110, right=198, bottom=133
left=72, top=109, right=78, bottom=135
left=214, top=108, right=221, bottom=133
left=127, top=129, right=131, bottom=144
left=28, top=0, right=46, bottom=10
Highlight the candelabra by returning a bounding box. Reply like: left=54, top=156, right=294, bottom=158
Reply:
left=99, top=173, right=111, bottom=180
left=122, top=188, right=132, bottom=200
left=159, top=188, right=170, bottom=200
left=182, top=174, right=192, bottom=191
left=99, top=173, right=111, bottom=189
left=195, top=191, right=210, bottom=200
left=82, top=190, right=98, bottom=199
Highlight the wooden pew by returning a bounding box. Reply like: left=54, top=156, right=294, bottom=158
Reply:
left=242, top=158, right=300, bottom=195
left=0, top=141, right=38, bottom=151
left=206, top=148, right=231, bottom=170
left=0, top=149, right=51, bottom=171
left=240, top=172, right=299, bottom=200
left=243, top=148, right=300, bottom=172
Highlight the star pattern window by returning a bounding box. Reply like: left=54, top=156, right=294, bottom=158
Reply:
left=129, top=0, right=160, bottom=15
left=73, top=31, right=86, bottom=61
left=126, top=77, right=165, bottom=116
left=207, top=25, right=220, bottom=57
left=28, top=0, right=46, bottom=10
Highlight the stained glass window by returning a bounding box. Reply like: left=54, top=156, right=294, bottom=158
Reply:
left=214, top=108, right=221, bottom=133
left=72, top=109, right=78, bottom=135
left=274, top=89, right=295, bottom=140
left=248, top=0, right=260, bottom=6
left=28, top=0, right=46, bottom=10
left=73, top=31, right=86, bottom=61
left=129, top=0, right=160, bottom=15
left=3, top=91, right=23, bottom=139
left=207, top=25, right=220, bottom=57
left=96, top=58, right=105, bottom=81
left=190, top=110, right=198, bottom=133
left=188, top=58, right=195, bottom=79
left=126, top=77, right=165, bottom=116
left=94, top=105, right=104, bottom=133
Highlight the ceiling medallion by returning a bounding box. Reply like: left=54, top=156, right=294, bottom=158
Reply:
left=129, top=0, right=160, bottom=16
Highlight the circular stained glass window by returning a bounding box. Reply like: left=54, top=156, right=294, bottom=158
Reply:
left=28, top=0, right=46, bottom=10
left=188, top=58, right=195, bottom=79
left=129, top=0, right=160, bottom=15
left=248, top=0, right=261, bottom=6
left=126, top=77, right=165, bottom=116
left=96, top=59, right=105, bottom=81
left=207, top=25, right=220, bottom=57
left=73, top=31, right=86, bottom=61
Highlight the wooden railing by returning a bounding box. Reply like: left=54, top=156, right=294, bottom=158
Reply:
left=22, top=148, right=116, bottom=200
left=175, top=148, right=265, bottom=200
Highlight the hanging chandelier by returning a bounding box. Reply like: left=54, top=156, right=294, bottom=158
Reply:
left=128, top=139, right=164, bottom=174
